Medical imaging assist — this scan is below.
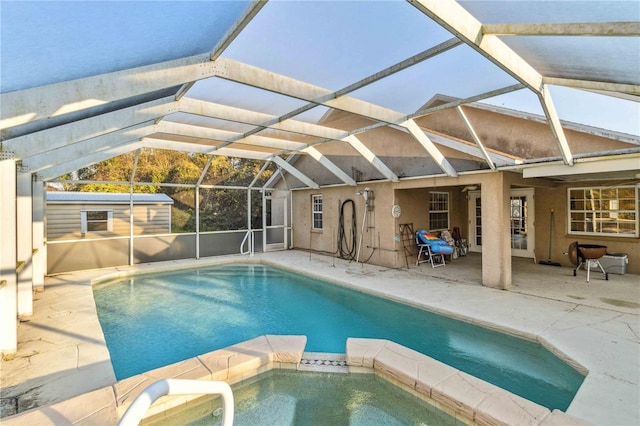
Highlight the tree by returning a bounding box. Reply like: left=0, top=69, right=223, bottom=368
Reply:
left=57, top=149, right=274, bottom=232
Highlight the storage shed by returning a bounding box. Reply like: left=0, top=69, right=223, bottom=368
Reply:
left=46, top=192, right=173, bottom=240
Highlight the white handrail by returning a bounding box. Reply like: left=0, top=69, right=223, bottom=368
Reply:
left=240, top=229, right=254, bottom=256
left=117, top=379, right=234, bottom=426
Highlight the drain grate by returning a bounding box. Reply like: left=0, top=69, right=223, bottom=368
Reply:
left=300, top=358, right=347, bottom=367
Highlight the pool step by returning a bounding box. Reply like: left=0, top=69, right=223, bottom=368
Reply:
left=299, top=352, right=348, bottom=373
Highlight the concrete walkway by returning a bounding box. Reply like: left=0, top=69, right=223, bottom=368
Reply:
left=1, top=251, right=638, bottom=425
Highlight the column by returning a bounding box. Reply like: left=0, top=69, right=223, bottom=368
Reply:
left=481, top=172, right=512, bottom=289
left=32, top=179, right=46, bottom=291
left=16, top=171, right=33, bottom=316
left=0, top=158, right=17, bottom=355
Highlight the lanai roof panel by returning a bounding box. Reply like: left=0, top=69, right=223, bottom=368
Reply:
left=458, top=1, right=637, bottom=24
left=0, top=1, right=250, bottom=93
left=350, top=43, right=521, bottom=114
left=221, top=1, right=453, bottom=90
left=502, top=36, right=640, bottom=86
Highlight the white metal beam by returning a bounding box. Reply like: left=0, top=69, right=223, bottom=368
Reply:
left=211, top=1, right=268, bottom=60
left=37, top=142, right=143, bottom=181
left=179, top=99, right=402, bottom=183
left=158, top=121, right=307, bottom=151
left=140, top=137, right=272, bottom=160
left=1, top=2, right=267, bottom=129
left=20, top=123, right=157, bottom=172
left=408, top=0, right=543, bottom=92
left=263, top=156, right=289, bottom=189
left=455, top=107, right=496, bottom=170
left=3, top=97, right=175, bottom=159
left=0, top=55, right=210, bottom=130
left=343, top=135, right=399, bottom=182
left=401, top=119, right=458, bottom=177
left=538, top=85, right=574, bottom=166
left=159, top=121, right=350, bottom=185
left=542, top=77, right=640, bottom=98
left=301, top=147, right=356, bottom=186
left=237, top=37, right=463, bottom=140
left=249, top=161, right=272, bottom=188
left=271, top=156, right=319, bottom=189
left=389, top=124, right=517, bottom=167
left=523, top=154, right=640, bottom=178
left=179, top=98, right=346, bottom=140
left=482, top=22, right=640, bottom=37
left=213, top=57, right=406, bottom=124
left=175, top=0, right=267, bottom=100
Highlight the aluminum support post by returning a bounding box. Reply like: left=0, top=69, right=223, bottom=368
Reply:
left=32, top=180, right=46, bottom=291
left=195, top=186, right=200, bottom=260
left=0, top=158, right=18, bottom=355
left=16, top=172, right=33, bottom=316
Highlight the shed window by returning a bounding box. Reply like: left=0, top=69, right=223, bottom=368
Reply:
left=568, top=186, right=638, bottom=237
left=81, top=210, right=113, bottom=234
left=312, top=195, right=323, bottom=230
left=429, top=192, right=449, bottom=231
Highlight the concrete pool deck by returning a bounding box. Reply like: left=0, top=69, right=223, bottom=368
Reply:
left=1, top=251, right=638, bottom=425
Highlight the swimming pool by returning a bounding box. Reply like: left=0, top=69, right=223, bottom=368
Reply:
left=143, top=370, right=461, bottom=426
left=93, top=263, right=584, bottom=411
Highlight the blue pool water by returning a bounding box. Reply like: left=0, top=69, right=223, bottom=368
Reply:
left=93, top=263, right=584, bottom=410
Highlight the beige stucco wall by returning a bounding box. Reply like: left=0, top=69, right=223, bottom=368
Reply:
left=291, top=172, right=639, bottom=277
left=415, top=103, right=633, bottom=159
left=292, top=183, right=401, bottom=268
left=292, top=174, right=486, bottom=270
left=535, top=182, right=639, bottom=275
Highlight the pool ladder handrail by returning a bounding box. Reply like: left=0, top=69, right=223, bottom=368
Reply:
left=117, top=379, right=234, bottom=426
left=240, top=229, right=255, bottom=256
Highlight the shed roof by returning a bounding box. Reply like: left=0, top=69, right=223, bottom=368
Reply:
left=47, top=192, right=174, bottom=205
left=1, top=1, right=638, bottom=188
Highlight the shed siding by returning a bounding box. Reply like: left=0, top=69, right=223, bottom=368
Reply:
left=47, top=202, right=171, bottom=240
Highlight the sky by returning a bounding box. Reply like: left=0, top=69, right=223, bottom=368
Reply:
left=1, top=0, right=638, bottom=136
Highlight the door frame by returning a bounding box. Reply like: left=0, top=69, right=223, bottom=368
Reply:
left=510, top=188, right=535, bottom=258
left=467, top=188, right=536, bottom=258
left=467, top=190, right=482, bottom=253
left=262, top=192, right=288, bottom=252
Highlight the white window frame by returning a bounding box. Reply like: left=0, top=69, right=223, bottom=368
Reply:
left=429, top=191, right=450, bottom=231
left=568, top=185, right=638, bottom=238
left=81, top=209, right=113, bottom=235
left=312, top=194, right=323, bottom=230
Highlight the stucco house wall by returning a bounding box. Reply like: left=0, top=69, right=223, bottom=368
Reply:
left=291, top=174, right=639, bottom=274
left=284, top=99, right=638, bottom=275
left=535, top=182, right=639, bottom=274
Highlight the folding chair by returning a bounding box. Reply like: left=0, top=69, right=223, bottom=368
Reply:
left=415, top=230, right=452, bottom=268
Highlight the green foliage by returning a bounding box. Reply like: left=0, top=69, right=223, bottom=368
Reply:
left=171, top=206, right=194, bottom=233
left=65, top=149, right=273, bottom=232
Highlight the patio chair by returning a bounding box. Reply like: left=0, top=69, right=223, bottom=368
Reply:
left=415, top=230, right=454, bottom=268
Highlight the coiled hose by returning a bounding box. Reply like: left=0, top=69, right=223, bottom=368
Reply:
left=338, top=199, right=357, bottom=260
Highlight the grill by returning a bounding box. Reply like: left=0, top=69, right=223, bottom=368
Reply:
left=568, top=241, right=608, bottom=282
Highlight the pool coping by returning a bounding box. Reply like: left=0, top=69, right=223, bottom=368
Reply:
left=2, top=335, right=590, bottom=426
left=2, top=252, right=638, bottom=424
